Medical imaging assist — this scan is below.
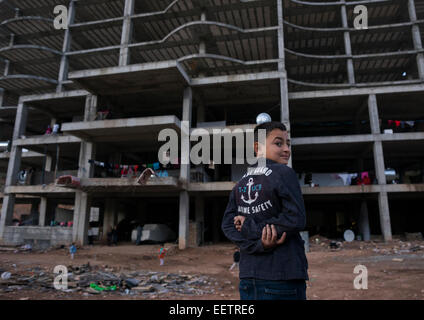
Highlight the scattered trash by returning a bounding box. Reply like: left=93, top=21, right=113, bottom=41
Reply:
left=20, top=244, right=32, bottom=251
left=410, top=246, right=423, bottom=252
left=405, top=232, right=423, bottom=241
left=123, top=278, right=139, bottom=288
left=329, top=241, right=340, bottom=250
left=0, top=264, right=220, bottom=297
left=89, top=283, right=117, bottom=292
left=1, top=272, right=12, bottom=280
left=343, top=230, right=355, bottom=242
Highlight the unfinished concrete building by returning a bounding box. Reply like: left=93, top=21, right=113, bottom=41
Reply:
left=1, top=0, right=424, bottom=249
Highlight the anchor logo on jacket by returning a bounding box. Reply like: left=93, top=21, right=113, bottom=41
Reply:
left=241, top=178, right=261, bottom=205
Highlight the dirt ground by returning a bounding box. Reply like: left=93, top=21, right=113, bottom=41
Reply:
left=1, top=237, right=424, bottom=300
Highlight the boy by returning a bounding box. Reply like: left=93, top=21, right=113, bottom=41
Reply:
left=158, top=243, right=167, bottom=266
left=70, top=242, right=77, bottom=260
left=221, top=121, right=308, bottom=300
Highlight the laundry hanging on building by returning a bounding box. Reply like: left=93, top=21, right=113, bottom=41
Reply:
left=88, top=159, right=177, bottom=178
left=350, top=171, right=372, bottom=185
left=386, top=120, right=417, bottom=132
left=335, top=173, right=358, bottom=186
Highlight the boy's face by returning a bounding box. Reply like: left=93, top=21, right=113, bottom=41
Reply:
left=255, top=129, right=291, bottom=165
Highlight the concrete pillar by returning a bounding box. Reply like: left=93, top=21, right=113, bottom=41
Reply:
left=83, top=95, right=98, bottom=122
left=73, top=138, right=96, bottom=245
left=195, top=195, right=205, bottom=245
left=378, top=192, right=392, bottom=241
left=0, top=101, right=28, bottom=239
left=178, top=87, right=192, bottom=248
left=368, top=94, right=392, bottom=241
left=39, top=198, right=47, bottom=227
left=119, top=0, right=135, bottom=66
left=341, top=1, right=356, bottom=84
left=74, top=191, right=92, bottom=245
left=73, top=95, right=97, bottom=245
left=44, top=119, right=56, bottom=173
left=408, top=0, right=424, bottom=79
left=3, top=60, right=10, bottom=76
left=368, top=94, right=380, bottom=134
left=199, top=11, right=207, bottom=55
left=369, top=94, right=386, bottom=185
left=180, top=87, right=192, bottom=182
left=178, top=191, right=189, bottom=250
left=57, top=0, right=75, bottom=92
left=277, top=0, right=292, bottom=168
left=199, top=11, right=207, bottom=79
left=373, top=141, right=387, bottom=185
left=359, top=199, right=371, bottom=241
left=44, top=157, right=53, bottom=173
left=102, top=198, right=117, bottom=240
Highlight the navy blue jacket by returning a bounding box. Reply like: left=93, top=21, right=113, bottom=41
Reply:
left=221, top=158, right=309, bottom=281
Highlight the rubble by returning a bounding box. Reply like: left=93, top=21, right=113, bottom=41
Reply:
left=1, top=272, right=11, bottom=280
left=405, top=232, right=423, bottom=241
left=0, top=245, right=33, bottom=254
left=0, top=263, right=220, bottom=297
left=309, top=234, right=424, bottom=255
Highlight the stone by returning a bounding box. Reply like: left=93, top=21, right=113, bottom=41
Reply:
left=85, top=287, right=101, bottom=294
left=150, top=275, right=159, bottom=282
left=132, top=285, right=155, bottom=293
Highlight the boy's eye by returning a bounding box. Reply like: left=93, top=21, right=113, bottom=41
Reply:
left=276, top=142, right=282, bottom=147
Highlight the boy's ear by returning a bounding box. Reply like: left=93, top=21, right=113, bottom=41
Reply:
left=254, top=141, right=259, bottom=155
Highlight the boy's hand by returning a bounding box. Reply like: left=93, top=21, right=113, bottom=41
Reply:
left=262, top=224, right=287, bottom=249
left=234, top=216, right=246, bottom=231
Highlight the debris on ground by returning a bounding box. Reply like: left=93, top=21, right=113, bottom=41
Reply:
left=329, top=241, right=342, bottom=250
left=309, top=234, right=424, bottom=255
left=405, top=232, right=423, bottom=241
left=0, top=245, right=33, bottom=254
left=0, top=263, right=220, bottom=297
left=0, top=247, right=17, bottom=253
left=1, top=242, right=424, bottom=300
left=1, top=272, right=11, bottom=280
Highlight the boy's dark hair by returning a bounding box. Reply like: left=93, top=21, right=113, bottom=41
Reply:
left=254, top=121, right=287, bottom=143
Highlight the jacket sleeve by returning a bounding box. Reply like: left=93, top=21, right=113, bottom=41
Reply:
left=221, top=188, right=266, bottom=254
left=241, top=166, right=306, bottom=239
